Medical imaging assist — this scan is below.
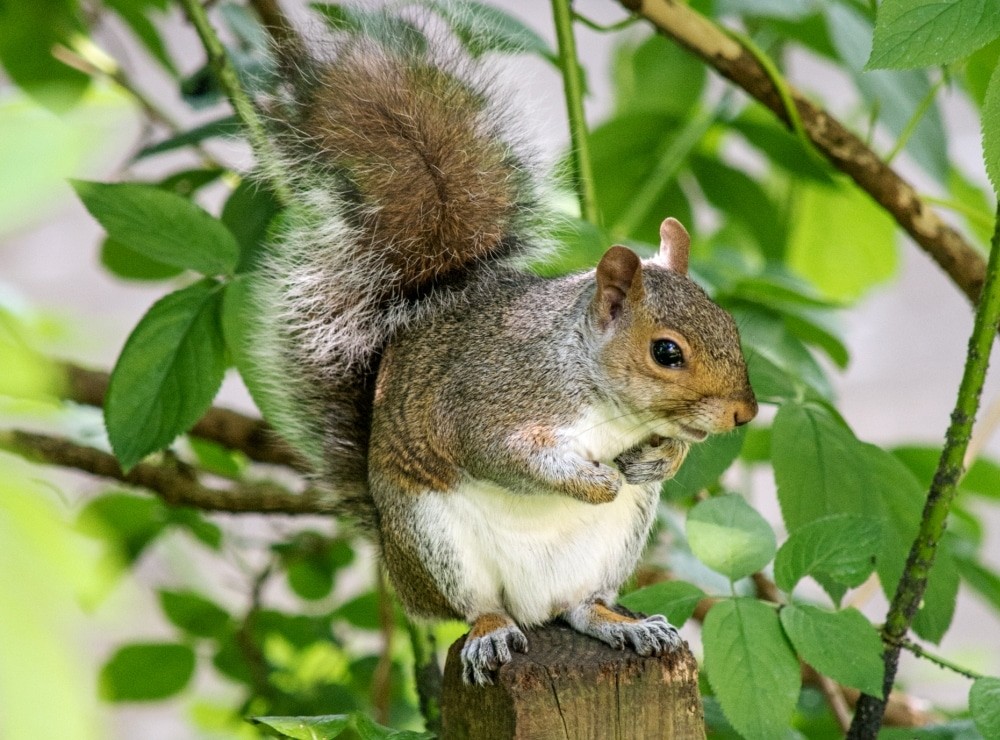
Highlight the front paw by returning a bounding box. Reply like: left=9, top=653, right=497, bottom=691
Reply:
left=578, top=462, right=622, bottom=504
left=460, top=622, right=529, bottom=685
left=615, top=437, right=690, bottom=484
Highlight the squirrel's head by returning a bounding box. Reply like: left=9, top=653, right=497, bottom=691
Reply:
left=589, top=218, right=757, bottom=443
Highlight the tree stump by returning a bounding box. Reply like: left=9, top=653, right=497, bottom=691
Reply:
left=440, top=623, right=705, bottom=739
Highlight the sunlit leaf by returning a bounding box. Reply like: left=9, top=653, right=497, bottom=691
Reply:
left=687, top=495, right=776, bottom=581
left=620, top=581, right=704, bottom=627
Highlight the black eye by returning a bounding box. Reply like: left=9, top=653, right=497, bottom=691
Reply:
left=651, top=339, right=685, bottom=368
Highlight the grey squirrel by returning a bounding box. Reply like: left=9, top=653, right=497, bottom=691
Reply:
left=251, top=12, right=757, bottom=685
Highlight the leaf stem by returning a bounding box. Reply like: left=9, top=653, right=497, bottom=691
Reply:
left=893, top=636, right=984, bottom=681
left=848, top=201, right=1000, bottom=737
left=884, top=77, right=945, bottom=166
left=572, top=10, right=639, bottom=33
left=177, top=0, right=293, bottom=205
left=920, top=194, right=996, bottom=233
left=550, top=0, right=600, bottom=225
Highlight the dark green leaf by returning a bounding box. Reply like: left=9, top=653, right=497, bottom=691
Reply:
left=772, top=402, right=871, bottom=532
left=105, top=279, right=228, bottom=470
left=159, top=589, right=232, bottom=638
left=0, top=0, right=89, bottom=111
left=168, top=507, right=224, bottom=549
left=691, top=156, right=786, bottom=253
left=664, top=427, right=745, bottom=500
left=619, top=581, right=704, bottom=627
left=739, top=426, right=771, bottom=464
left=136, top=116, right=242, bottom=160
left=251, top=714, right=350, bottom=740
left=780, top=604, right=884, bottom=697
left=334, top=592, right=380, bottom=630
left=288, top=560, right=335, bottom=601
left=984, top=62, right=1000, bottom=197
left=955, top=554, right=1000, bottom=613
left=310, top=4, right=427, bottom=55
left=687, top=495, right=776, bottom=581
left=965, top=37, right=1000, bottom=107
left=158, top=167, right=226, bottom=197
left=421, top=1, right=553, bottom=60
left=868, top=0, right=1000, bottom=70
left=971, top=677, right=1000, bottom=737
left=530, top=217, right=610, bottom=277
left=893, top=444, right=1000, bottom=499
left=774, top=515, right=881, bottom=596
left=99, top=642, right=195, bottom=701
left=613, top=33, right=705, bottom=116
left=100, top=238, right=184, bottom=282
left=76, top=492, right=168, bottom=561
left=729, top=107, right=833, bottom=183
left=72, top=180, right=239, bottom=276
left=703, top=598, right=800, bottom=740
left=105, top=0, right=177, bottom=75
left=221, top=179, right=283, bottom=273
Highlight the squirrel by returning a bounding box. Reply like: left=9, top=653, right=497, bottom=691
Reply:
left=250, top=11, right=757, bottom=685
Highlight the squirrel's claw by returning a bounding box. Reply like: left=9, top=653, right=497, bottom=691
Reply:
left=565, top=601, right=683, bottom=657
left=460, top=618, right=528, bottom=686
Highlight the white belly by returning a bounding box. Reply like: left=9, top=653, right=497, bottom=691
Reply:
left=411, top=477, right=657, bottom=625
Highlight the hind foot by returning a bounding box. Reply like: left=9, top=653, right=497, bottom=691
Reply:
left=564, top=600, right=682, bottom=656
left=460, top=612, right=529, bottom=685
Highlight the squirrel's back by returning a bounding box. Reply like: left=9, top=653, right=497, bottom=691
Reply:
left=250, top=15, right=554, bottom=528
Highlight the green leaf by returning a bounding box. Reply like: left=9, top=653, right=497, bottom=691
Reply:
left=158, top=590, right=231, bottom=638
left=983, top=62, right=1000, bottom=197
left=287, top=560, right=335, bottom=601
left=100, top=238, right=185, bottom=281
left=663, top=427, right=746, bottom=500
left=168, top=507, right=224, bottom=550
left=868, top=0, right=1000, bottom=70
left=786, top=179, right=898, bottom=302
left=971, top=677, right=1000, bottom=737
left=105, top=279, right=228, bottom=470
left=0, top=0, right=89, bottom=111
left=99, top=642, right=195, bottom=701
left=76, top=492, right=168, bottom=562
left=774, top=515, right=881, bottom=595
left=948, top=168, right=996, bottom=249
left=780, top=604, right=884, bottom=697
left=104, top=0, right=177, bottom=76
left=613, top=33, right=705, bottom=117
left=188, top=436, right=246, bottom=478
left=965, top=37, right=1000, bottom=107
left=687, top=495, right=776, bottom=581
left=334, top=592, right=381, bottom=630
left=729, top=107, right=833, bottom=183
left=136, top=115, right=241, bottom=159
left=221, top=179, right=283, bottom=273
left=251, top=714, right=350, bottom=740
left=703, top=598, right=800, bottom=740
left=717, top=0, right=813, bottom=19
left=71, top=180, right=239, bottom=276
left=353, top=713, right=433, bottom=739
left=310, top=4, right=427, bottom=55
left=771, top=402, right=871, bottom=532
left=619, top=581, right=705, bottom=627
left=421, top=1, right=554, bottom=60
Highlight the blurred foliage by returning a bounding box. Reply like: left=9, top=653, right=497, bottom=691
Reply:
left=2, top=0, right=1000, bottom=738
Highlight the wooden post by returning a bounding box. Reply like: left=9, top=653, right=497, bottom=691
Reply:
left=440, top=623, right=705, bottom=739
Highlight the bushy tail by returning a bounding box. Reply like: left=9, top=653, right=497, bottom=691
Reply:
left=251, top=15, right=552, bottom=530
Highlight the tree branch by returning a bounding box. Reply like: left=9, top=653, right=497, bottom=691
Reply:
left=61, top=363, right=307, bottom=472
left=848, top=202, right=1000, bottom=737
left=0, top=429, right=332, bottom=515
left=617, top=0, right=988, bottom=306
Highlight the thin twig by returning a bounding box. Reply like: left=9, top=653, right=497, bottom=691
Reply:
left=894, top=637, right=984, bottom=681
left=849, top=204, right=1000, bottom=737
left=371, top=569, right=396, bottom=725
left=0, top=429, right=331, bottom=515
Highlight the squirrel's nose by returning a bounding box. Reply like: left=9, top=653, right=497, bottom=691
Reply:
left=732, top=396, right=758, bottom=427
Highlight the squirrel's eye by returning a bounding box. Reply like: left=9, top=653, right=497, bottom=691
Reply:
left=651, top=339, right=685, bottom=368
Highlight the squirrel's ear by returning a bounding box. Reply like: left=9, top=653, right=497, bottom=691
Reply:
left=594, top=245, right=643, bottom=326
left=656, top=217, right=690, bottom=275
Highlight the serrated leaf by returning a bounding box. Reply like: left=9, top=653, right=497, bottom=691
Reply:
left=868, top=0, right=1000, bottom=70
left=774, top=515, right=881, bottom=594
left=72, top=180, right=239, bottom=276
left=983, top=62, right=1000, bottom=197
left=687, top=495, right=776, bottom=581
left=619, top=581, right=704, bottom=627
left=105, top=279, right=227, bottom=470
left=786, top=179, right=898, bottom=301
left=100, top=238, right=184, bottom=281
left=99, top=642, right=195, bottom=701
left=251, top=714, right=350, bottom=740
left=158, top=590, right=231, bottom=638
left=703, top=598, right=800, bottom=740
left=772, top=402, right=872, bottom=531
left=663, top=427, right=745, bottom=500
left=780, top=604, right=884, bottom=697
left=971, top=677, right=1000, bottom=737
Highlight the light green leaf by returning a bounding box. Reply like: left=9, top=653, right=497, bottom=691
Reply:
left=774, top=515, right=881, bottom=594
left=786, top=179, right=898, bottom=302
left=76, top=492, right=167, bottom=562
left=613, top=33, right=705, bottom=116
left=703, top=598, right=800, bottom=740
left=687, top=495, right=776, bottom=581
left=421, top=1, right=554, bottom=60
left=158, top=590, right=231, bottom=638
left=983, top=62, right=1000, bottom=197
left=99, top=643, right=195, bottom=701
left=971, top=677, right=1000, bottom=737
left=717, top=0, right=813, bottom=19
left=105, top=279, right=228, bottom=470
left=353, top=713, right=434, bottom=739
left=251, top=714, right=350, bottom=740
left=868, top=0, right=1000, bottom=70
left=72, top=180, right=239, bottom=276
left=771, top=402, right=872, bottom=532
left=948, top=168, right=996, bottom=249
left=620, top=581, right=705, bottom=627
left=965, top=37, right=1000, bottom=107
left=780, top=604, right=884, bottom=697
left=664, top=427, right=746, bottom=500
